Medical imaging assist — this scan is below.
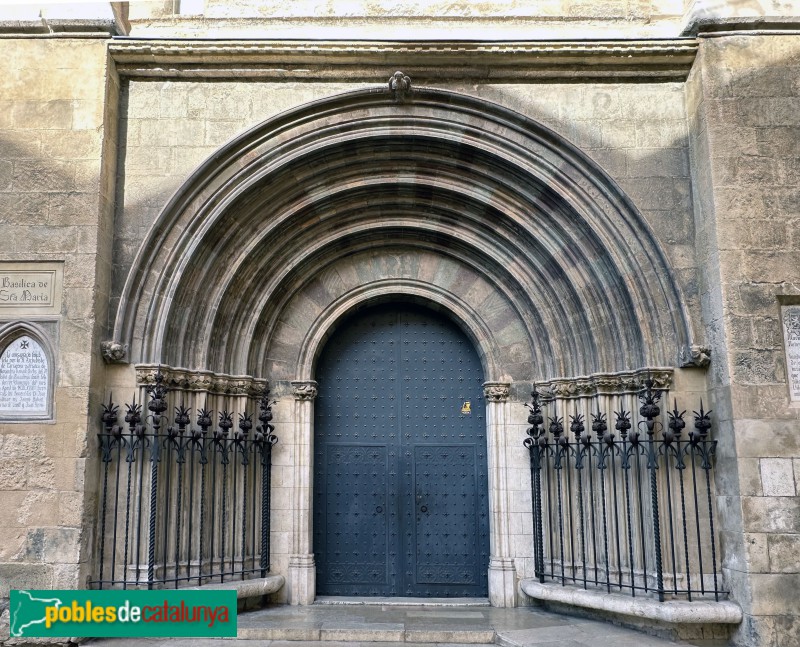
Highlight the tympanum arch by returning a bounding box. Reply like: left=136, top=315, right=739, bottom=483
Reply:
left=113, top=85, right=696, bottom=383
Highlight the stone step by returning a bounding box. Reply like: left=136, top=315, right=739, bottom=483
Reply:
left=237, top=625, right=496, bottom=643
left=314, top=597, right=491, bottom=607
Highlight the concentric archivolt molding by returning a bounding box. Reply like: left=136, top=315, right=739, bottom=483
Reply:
left=114, top=87, right=695, bottom=383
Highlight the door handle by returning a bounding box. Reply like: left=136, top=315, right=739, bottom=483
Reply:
left=420, top=505, right=428, bottom=513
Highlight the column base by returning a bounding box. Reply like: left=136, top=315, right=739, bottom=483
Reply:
left=488, top=557, right=517, bottom=608
left=287, top=554, right=316, bottom=605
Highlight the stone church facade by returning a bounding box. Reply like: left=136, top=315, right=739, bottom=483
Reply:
left=0, top=2, right=798, bottom=646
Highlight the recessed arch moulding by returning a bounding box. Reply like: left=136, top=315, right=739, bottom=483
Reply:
left=113, top=86, right=697, bottom=387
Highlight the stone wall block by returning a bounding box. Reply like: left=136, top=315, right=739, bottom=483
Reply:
left=48, top=192, right=101, bottom=226
left=0, top=564, right=53, bottom=598
left=634, top=118, right=687, bottom=148
left=757, top=126, right=800, bottom=156
left=767, top=534, right=800, bottom=574
left=742, top=533, right=770, bottom=573
left=17, top=491, right=60, bottom=527
left=600, top=119, right=637, bottom=148
left=57, top=491, right=84, bottom=527
left=625, top=147, right=689, bottom=178
left=73, top=159, right=102, bottom=193
left=10, top=99, right=73, bottom=130
left=747, top=573, right=800, bottom=616
left=0, top=459, right=28, bottom=490
left=0, top=192, right=50, bottom=226
left=40, top=130, right=103, bottom=161
left=0, top=159, right=12, bottom=191
left=739, top=98, right=800, bottom=127
left=25, top=456, right=56, bottom=489
left=12, top=159, right=74, bottom=192
left=15, top=224, right=79, bottom=254
left=760, top=458, right=797, bottom=496
left=741, top=496, right=800, bottom=534
left=733, top=418, right=800, bottom=458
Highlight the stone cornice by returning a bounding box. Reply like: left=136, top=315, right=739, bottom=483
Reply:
left=135, top=364, right=268, bottom=397
left=108, top=39, right=697, bottom=81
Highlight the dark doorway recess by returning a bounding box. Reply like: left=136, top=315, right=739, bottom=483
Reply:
left=313, top=303, right=490, bottom=597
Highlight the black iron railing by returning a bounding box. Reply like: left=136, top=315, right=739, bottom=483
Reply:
left=91, top=372, right=278, bottom=590
left=524, top=377, right=722, bottom=601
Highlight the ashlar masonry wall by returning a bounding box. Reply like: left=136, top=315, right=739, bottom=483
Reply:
left=0, top=37, right=118, bottom=608
left=687, top=34, right=800, bottom=647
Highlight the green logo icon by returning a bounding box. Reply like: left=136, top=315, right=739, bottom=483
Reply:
left=10, top=590, right=237, bottom=638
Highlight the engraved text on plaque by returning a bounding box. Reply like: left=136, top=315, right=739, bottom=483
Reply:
left=0, top=335, right=49, bottom=415
left=782, top=306, right=800, bottom=402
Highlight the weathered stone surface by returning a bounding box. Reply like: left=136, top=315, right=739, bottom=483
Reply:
left=0, top=563, right=52, bottom=597
left=767, top=534, right=800, bottom=574
left=741, top=496, right=800, bottom=534
left=760, top=458, right=797, bottom=496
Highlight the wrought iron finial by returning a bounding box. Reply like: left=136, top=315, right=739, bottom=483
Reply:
left=238, top=411, right=253, bottom=440
left=549, top=416, right=565, bottom=444
left=101, top=393, right=119, bottom=431
left=666, top=399, right=686, bottom=443
left=691, top=400, right=712, bottom=443
left=569, top=412, right=585, bottom=439
left=145, top=368, right=169, bottom=419
left=174, top=403, right=190, bottom=429
left=217, top=410, right=233, bottom=440
left=638, top=373, right=662, bottom=435
left=591, top=410, right=607, bottom=437
left=614, top=409, right=631, bottom=440
left=196, top=407, right=213, bottom=435
left=388, top=70, right=411, bottom=102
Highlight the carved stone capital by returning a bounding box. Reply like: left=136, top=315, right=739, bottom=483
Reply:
left=135, top=364, right=267, bottom=396
left=291, top=380, right=318, bottom=401
left=101, top=341, right=128, bottom=364
left=483, top=382, right=511, bottom=402
left=540, top=367, right=673, bottom=398
left=680, top=344, right=711, bottom=369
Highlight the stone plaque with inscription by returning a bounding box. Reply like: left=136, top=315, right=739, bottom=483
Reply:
left=0, top=335, right=50, bottom=416
left=782, top=306, right=800, bottom=403
left=0, top=262, right=63, bottom=315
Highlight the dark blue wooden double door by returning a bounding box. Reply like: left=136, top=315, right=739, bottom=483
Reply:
left=313, top=304, right=490, bottom=597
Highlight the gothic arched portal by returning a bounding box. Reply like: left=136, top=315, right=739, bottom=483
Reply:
left=114, top=85, right=698, bottom=607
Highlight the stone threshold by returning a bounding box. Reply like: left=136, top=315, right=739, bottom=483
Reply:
left=315, top=596, right=491, bottom=607
left=183, top=574, right=285, bottom=599
left=237, top=626, right=496, bottom=643
left=520, top=579, right=742, bottom=624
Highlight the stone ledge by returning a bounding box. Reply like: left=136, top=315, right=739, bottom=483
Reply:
left=184, top=574, right=284, bottom=599
left=520, top=579, right=742, bottom=625
left=108, top=38, right=698, bottom=81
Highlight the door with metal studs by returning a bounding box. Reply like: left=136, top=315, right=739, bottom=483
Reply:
left=313, top=303, right=490, bottom=597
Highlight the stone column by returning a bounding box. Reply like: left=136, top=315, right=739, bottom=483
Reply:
left=483, top=381, right=517, bottom=607
left=287, top=380, right=317, bottom=605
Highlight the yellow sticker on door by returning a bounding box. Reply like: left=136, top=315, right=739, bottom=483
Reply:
left=461, top=401, right=471, bottom=414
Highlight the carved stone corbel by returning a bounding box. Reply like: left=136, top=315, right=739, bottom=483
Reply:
left=100, top=341, right=128, bottom=364
left=680, top=344, right=711, bottom=368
